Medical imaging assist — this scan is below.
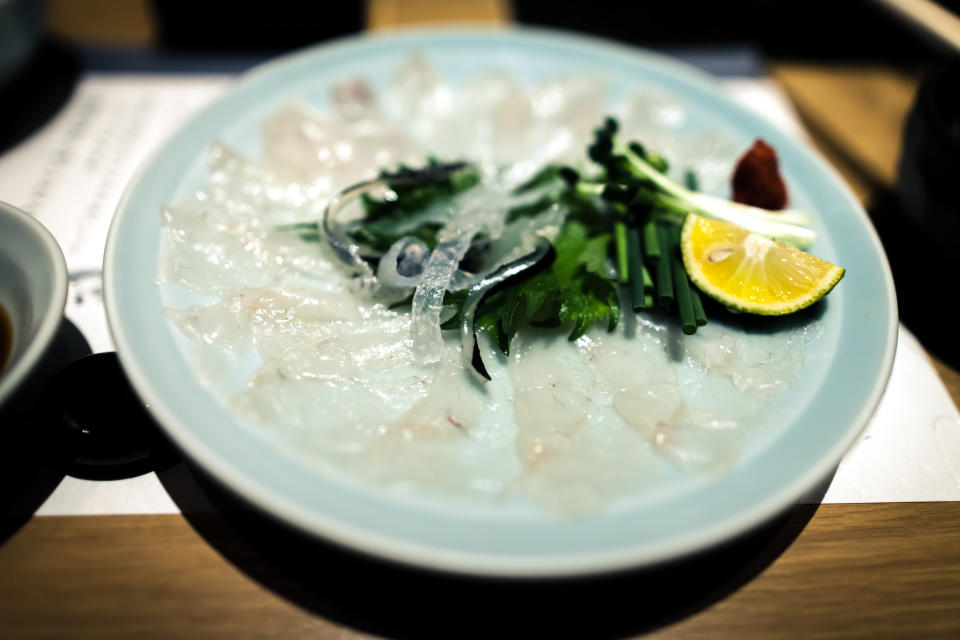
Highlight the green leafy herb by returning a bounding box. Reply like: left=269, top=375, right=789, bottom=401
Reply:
left=347, top=159, right=480, bottom=253
left=348, top=220, right=444, bottom=252
left=443, top=219, right=620, bottom=354
left=551, top=221, right=620, bottom=340
left=506, top=195, right=557, bottom=223
left=362, top=159, right=480, bottom=223
left=306, top=118, right=819, bottom=377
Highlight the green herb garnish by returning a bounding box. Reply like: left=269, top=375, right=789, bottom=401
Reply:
left=349, top=158, right=481, bottom=253
left=443, top=219, right=620, bottom=355
left=293, top=117, right=820, bottom=379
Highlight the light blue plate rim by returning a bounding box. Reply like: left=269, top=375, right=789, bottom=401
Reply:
left=104, top=26, right=898, bottom=577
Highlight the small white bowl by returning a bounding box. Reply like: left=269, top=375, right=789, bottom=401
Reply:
left=0, top=202, right=68, bottom=409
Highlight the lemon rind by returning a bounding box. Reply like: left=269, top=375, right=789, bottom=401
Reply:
left=680, top=214, right=845, bottom=316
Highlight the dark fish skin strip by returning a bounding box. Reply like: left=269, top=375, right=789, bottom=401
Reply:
left=461, top=238, right=555, bottom=382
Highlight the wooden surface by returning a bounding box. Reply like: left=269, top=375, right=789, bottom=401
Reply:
left=46, top=0, right=156, bottom=47
left=367, top=0, right=511, bottom=30
left=1, top=506, right=959, bottom=639
left=771, top=64, right=919, bottom=195
left=5, top=1, right=960, bottom=639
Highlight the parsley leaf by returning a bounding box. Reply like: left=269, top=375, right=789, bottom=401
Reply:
left=550, top=220, right=620, bottom=340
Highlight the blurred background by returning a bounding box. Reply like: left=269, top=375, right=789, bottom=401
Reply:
left=2, top=0, right=959, bottom=375
left=22, top=0, right=960, bottom=61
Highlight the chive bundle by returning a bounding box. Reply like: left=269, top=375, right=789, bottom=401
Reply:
left=654, top=222, right=675, bottom=310
left=591, top=117, right=709, bottom=334
left=604, top=200, right=707, bottom=335
left=620, top=217, right=706, bottom=335
left=605, top=209, right=704, bottom=333
left=626, top=226, right=648, bottom=311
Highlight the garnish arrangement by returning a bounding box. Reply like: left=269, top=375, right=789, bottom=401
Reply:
left=298, top=117, right=844, bottom=380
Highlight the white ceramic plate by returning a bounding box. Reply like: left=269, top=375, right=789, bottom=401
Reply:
left=105, top=27, right=897, bottom=577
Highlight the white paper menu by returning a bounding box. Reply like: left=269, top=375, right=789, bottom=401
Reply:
left=0, top=73, right=956, bottom=515
left=0, top=75, right=232, bottom=352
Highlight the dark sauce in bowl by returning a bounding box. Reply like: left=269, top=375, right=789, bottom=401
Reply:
left=0, top=304, right=11, bottom=375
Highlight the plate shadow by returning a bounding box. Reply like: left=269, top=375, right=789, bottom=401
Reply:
left=158, top=458, right=832, bottom=639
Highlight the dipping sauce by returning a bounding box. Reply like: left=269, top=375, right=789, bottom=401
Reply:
left=0, top=304, right=12, bottom=376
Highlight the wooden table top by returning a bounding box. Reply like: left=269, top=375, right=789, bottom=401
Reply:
left=1, top=504, right=959, bottom=639
left=3, top=2, right=959, bottom=639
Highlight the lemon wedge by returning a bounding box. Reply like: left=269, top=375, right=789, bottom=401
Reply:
left=680, top=213, right=844, bottom=315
